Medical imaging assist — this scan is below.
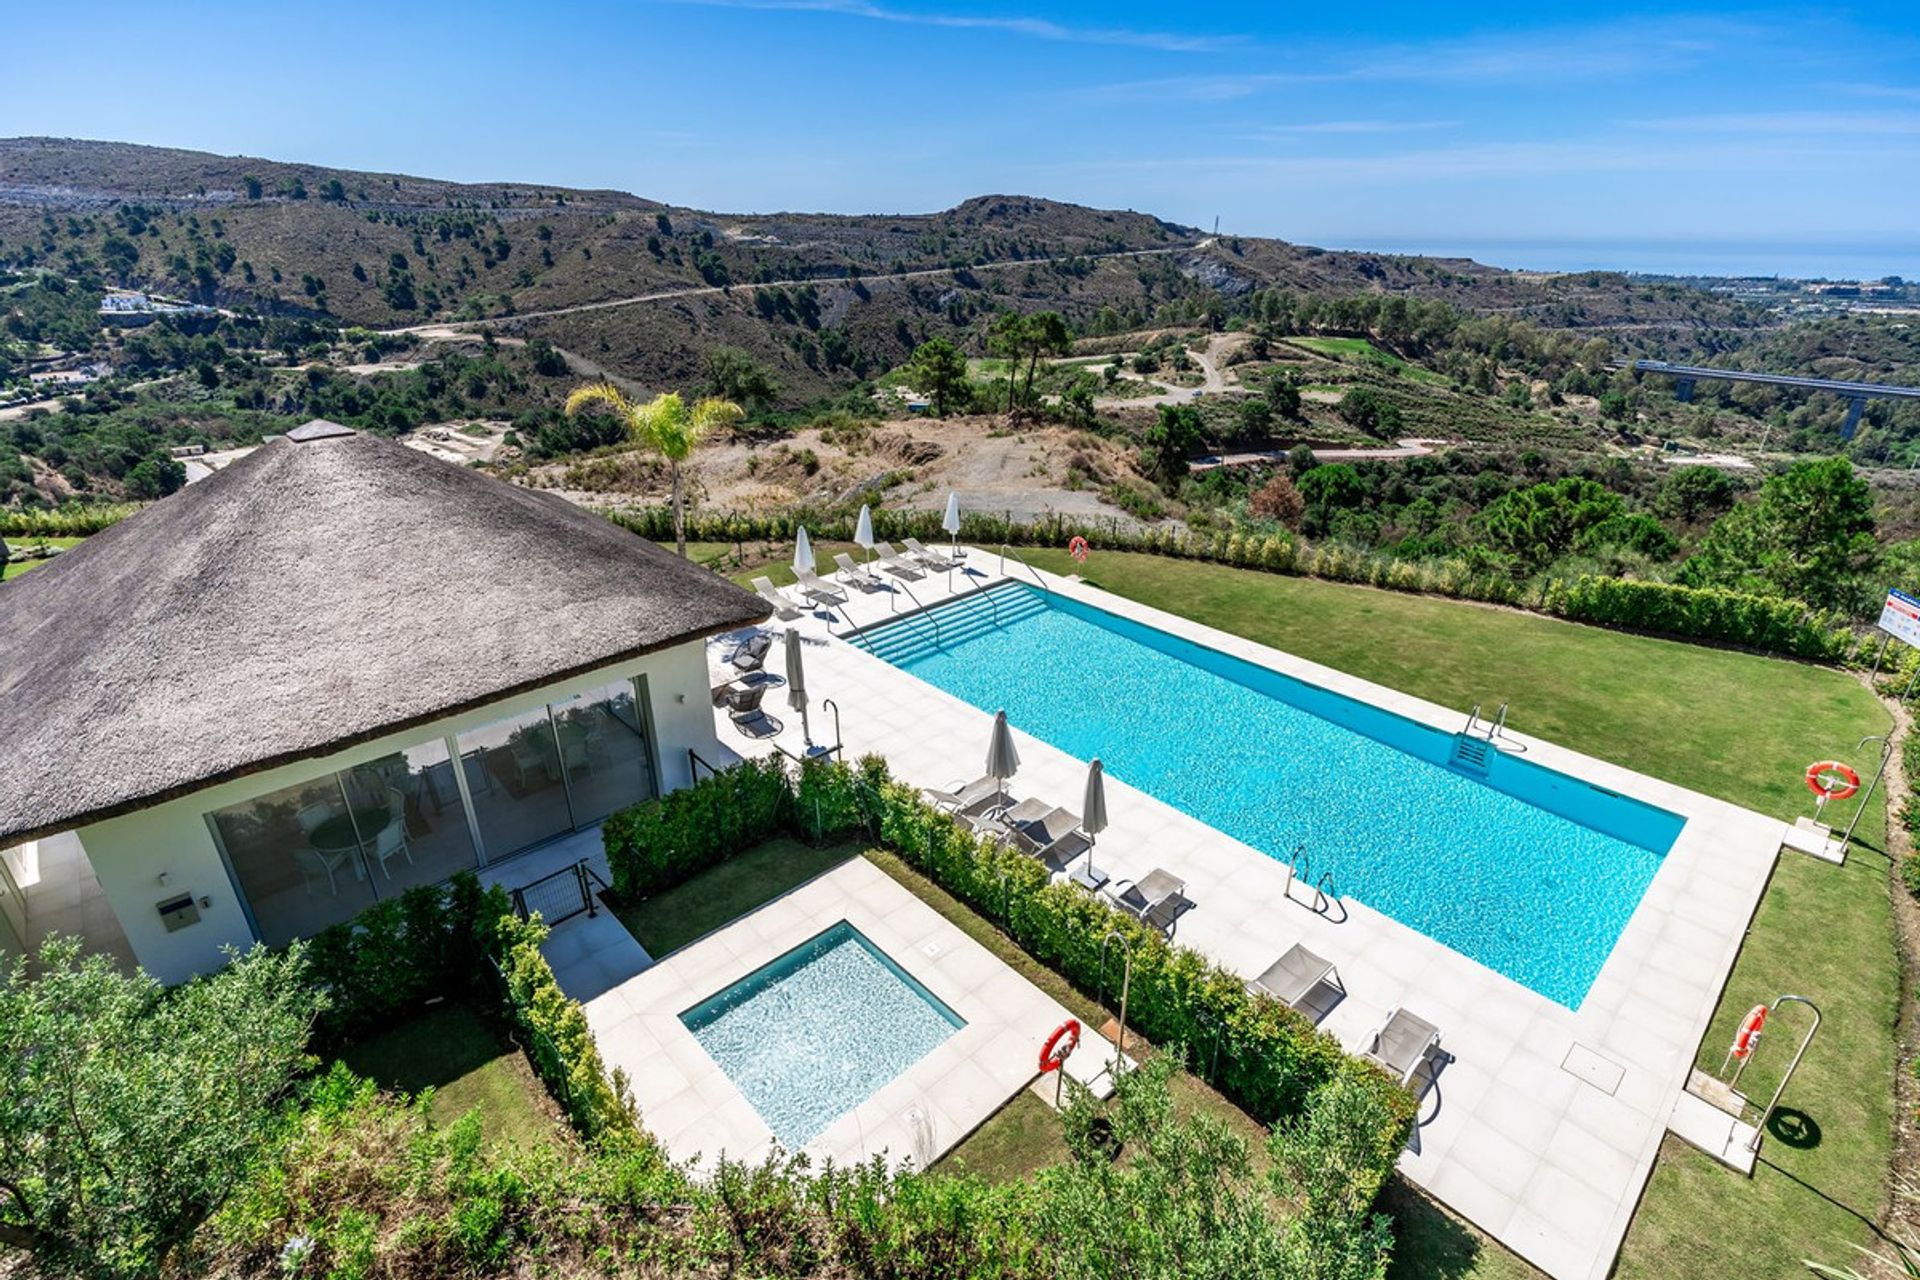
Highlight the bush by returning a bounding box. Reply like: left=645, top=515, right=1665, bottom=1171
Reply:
left=493, top=913, right=636, bottom=1140
left=306, top=874, right=503, bottom=1049
left=601, top=755, right=788, bottom=899
left=0, top=940, right=322, bottom=1278
left=1900, top=854, right=1920, bottom=899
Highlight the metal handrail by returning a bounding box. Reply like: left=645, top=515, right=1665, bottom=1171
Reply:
left=945, top=567, right=1009, bottom=627
left=1747, top=995, right=1821, bottom=1152
left=999, top=543, right=1049, bottom=593
left=1313, top=871, right=1337, bottom=915
left=821, top=698, right=844, bottom=759
left=1488, top=702, right=1509, bottom=740
left=688, top=747, right=720, bottom=781
left=1099, top=928, right=1135, bottom=1074
left=888, top=578, right=943, bottom=649
left=1463, top=703, right=1481, bottom=736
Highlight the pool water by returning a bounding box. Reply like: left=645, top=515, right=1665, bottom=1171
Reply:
left=681, top=921, right=965, bottom=1148
left=860, top=585, right=1685, bottom=1007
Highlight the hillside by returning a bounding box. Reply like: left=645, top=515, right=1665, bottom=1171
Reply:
left=0, top=139, right=1771, bottom=406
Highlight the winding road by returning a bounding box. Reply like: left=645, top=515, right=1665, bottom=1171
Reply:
left=383, top=240, right=1214, bottom=336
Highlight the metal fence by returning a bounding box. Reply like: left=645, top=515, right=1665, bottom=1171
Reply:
left=508, top=859, right=601, bottom=926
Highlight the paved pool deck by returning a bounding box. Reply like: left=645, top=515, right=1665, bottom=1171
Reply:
left=711, top=548, right=1789, bottom=1280
left=546, top=856, right=1113, bottom=1170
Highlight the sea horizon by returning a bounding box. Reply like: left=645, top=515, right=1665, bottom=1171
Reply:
left=1311, top=236, right=1919, bottom=283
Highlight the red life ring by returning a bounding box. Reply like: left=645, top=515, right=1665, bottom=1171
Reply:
left=1067, top=536, right=1090, bottom=563
left=1804, top=760, right=1860, bottom=802
left=1038, top=1018, right=1081, bottom=1074
left=1731, top=1004, right=1767, bottom=1060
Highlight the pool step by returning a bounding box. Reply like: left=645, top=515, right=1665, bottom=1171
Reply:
left=1449, top=733, right=1493, bottom=775
left=856, top=584, right=1047, bottom=663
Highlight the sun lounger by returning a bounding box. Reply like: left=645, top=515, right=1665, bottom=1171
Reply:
left=872, top=541, right=925, bottom=580
left=1110, top=868, right=1187, bottom=935
left=833, top=552, right=882, bottom=591
left=751, top=576, right=805, bottom=620
left=1002, top=799, right=1092, bottom=865
left=793, top=567, right=849, bottom=605
left=727, top=630, right=774, bottom=675
left=1361, top=1008, right=1441, bottom=1085
left=923, top=775, right=1012, bottom=813
left=1248, top=943, right=1342, bottom=1012
left=903, top=536, right=961, bottom=568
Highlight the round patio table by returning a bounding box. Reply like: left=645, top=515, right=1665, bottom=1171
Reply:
left=309, top=806, right=390, bottom=853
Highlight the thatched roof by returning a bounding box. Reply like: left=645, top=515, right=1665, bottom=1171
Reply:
left=0, top=424, right=767, bottom=846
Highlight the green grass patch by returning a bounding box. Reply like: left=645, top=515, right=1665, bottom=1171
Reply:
left=1010, top=548, right=1896, bottom=1278
left=2, top=535, right=83, bottom=581
left=938, top=1090, right=1069, bottom=1180
left=335, top=1002, right=559, bottom=1149
left=1281, top=336, right=1447, bottom=386
left=616, top=836, right=859, bottom=956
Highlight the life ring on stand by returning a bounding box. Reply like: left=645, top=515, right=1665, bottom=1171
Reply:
left=1804, top=760, right=1860, bottom=802
left=1067, top=536, right=1090, bottom=564
left=1039, top=1018, right=1081, bottom=1073
left=1731, top=1004, right=1768, bottom=1060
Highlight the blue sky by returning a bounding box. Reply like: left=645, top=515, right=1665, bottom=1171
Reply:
left=7, top=2, right=1919, bottom=273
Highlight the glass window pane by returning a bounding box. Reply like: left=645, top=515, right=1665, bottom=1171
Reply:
left=209, top=776, right=376, bottom=947
left=457, top=707, right=573, bottom=861
left=551, top=680, right=657, bottom=825
left=338, top=740, right=477, bottom=894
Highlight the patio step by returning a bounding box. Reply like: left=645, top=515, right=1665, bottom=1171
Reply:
left=856, top=583, right=1047, bottom=665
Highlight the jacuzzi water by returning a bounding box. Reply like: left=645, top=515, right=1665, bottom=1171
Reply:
left=858, top=585, right=1685, bottom=1007
left=681, top=920, right=965, bottom=1148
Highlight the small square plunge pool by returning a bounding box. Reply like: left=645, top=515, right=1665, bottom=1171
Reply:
left=681, top=920, right=965, bottom=1149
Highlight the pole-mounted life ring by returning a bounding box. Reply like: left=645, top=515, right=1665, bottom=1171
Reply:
left=1804, top=760, right=1861, bottom=802
left=1731, top=1003, right=1768, bottom=1060
left=1068, top=536, right=1090, bottom=563
left=1039, top=1018, right=1081, bottom=1073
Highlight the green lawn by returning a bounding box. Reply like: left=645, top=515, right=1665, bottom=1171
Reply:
left=616, top=837, right=858, bottom=956
left=1005, top=549, right=1898, bottom=1279
left=868, top=848, right=1278, bottom=1186
left=1, top=536, right=83, bottom=580
left=336, top=1002, right=560, bottom=1148
left=1281, top=336, right=1448, bottom=385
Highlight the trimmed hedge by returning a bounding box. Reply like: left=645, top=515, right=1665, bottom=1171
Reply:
left=494, top=912, right=636, bottom=1141
left=603, top=754, right=1416, bottom=1201
left=607, top=503, right=1858, bottom=662
left=305, top=873, right=501, bottom=1049
left=304, top=870, right=636, bottom=1144
left=601, top=755, right=788, bottom=899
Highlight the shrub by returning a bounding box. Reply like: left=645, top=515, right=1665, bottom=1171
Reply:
left=306, top=874, right=505, bottom=1049
left=601, top=755, right=788, bottom=899
left=492, top=913, right=636, bottom=1141
left=0, top=940, right=322, bottom=1278
left=1901, top=854, right=1920, bottom=899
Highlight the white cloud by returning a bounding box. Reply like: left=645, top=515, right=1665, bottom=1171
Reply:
left=1248, top=120, right=1457, bottom=136
left=1623, top=109, right=1920, bottom=135
left=1085, top=14, right=1763, bottom=100
left=660, top=0, right=1243, bottom=53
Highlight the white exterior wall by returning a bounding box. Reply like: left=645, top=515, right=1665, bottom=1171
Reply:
left=74, top=639, right=724, bottom=984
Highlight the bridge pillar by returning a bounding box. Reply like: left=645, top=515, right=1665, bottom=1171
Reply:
left=1843, top=397, right=1865, bottom=439
left=1674, top=378, right=1694, bottom=403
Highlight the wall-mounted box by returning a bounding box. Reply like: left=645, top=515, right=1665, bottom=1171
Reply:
left=157, top=893, right=200, bottom=932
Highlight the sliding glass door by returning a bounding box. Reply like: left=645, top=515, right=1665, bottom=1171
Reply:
left=210, top=676, right=659, bottom=943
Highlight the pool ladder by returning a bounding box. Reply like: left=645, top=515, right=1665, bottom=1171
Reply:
left=1282, top=844, right=1340, bottom=915
left=1452, top=702, right=1524, bottom=774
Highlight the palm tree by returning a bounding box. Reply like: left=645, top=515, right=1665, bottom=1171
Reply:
left=564, top=385, right=742, bottom=557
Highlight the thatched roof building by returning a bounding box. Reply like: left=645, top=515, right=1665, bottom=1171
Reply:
left=0, top=422, right=766, bottom=846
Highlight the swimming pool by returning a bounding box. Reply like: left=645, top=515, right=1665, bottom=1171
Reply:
left=857, top=584, right=1685, bottom=1007
left=681, top=920, right=965, bottom=1148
